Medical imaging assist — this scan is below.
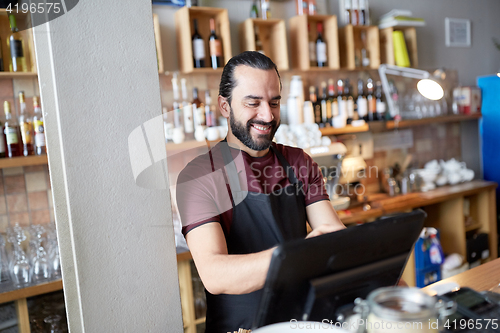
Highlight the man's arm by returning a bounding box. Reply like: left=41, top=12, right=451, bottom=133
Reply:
left=306, top=200, right=346, bottom=238
left=185, top=222, right=275, bottom=295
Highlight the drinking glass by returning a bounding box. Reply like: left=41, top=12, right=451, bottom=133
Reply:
left=0, top=234, right=12, bottom=290
left=44, top=315, right=63, bottom=333
left=29, top=224, right=51, bottom=284
left=7, top=223, right=31, bottom=288
left=46, top=223, right=61, bottom=280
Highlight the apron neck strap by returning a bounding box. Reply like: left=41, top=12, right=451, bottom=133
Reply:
left=269, top=144, right=299, bottom=185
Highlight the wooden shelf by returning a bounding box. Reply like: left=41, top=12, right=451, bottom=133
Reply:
left=0, top=72, right=37, bottom=78
left=339, top=25, right=380, bottom=70
left=465, top=223, right=483, bottom=232
left=386, top=114, right=481, bottom=129
left=0, top=279, right=63, bottom=304
left=319, top=123, right=369, bottom=135
left=0, top=155, right=48, bottom=168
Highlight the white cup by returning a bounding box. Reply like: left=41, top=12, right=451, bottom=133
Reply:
left=205, top=127, right=220, bottom=141
left=172, top=128, right=185, bottom=144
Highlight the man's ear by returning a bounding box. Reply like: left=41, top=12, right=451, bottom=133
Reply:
left=218, top=95, right=230, bottom=119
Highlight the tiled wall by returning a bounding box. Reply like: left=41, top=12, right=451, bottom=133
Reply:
left=0, top=164, right=53, bottom=233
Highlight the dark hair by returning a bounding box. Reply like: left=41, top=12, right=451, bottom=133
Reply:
left=219, top=51, right=282, bottom=106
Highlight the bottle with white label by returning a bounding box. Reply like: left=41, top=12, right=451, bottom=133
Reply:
left=181, top=78, right=194, bottom=135
left=315, top=22, right=327, bottom=67
left=192, top=19, right=205, bottom=68
left=308, top=24, right=316, bottom=67
left=3, top=101, right=22, bottom=157
left=32, top=96, right=46, bottom=155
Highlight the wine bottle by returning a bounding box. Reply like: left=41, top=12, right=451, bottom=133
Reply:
left=309, top=86, right=321, bottom=126
left=357, top=79, right=368, bottom=121
left=320, top=81, right=329, bottom=127
left=250, top=0, right=259, bottom=18
left=316, top=22, right=327, bottom=67
left=375, top=81, right=386, bottom=121
left=192, top=87, right=205, bottom=127
left=209, top=19, right=222, bottom=69
left=192, top=19, right=205, bottom=68
left=337, top=79, right=347, bottom=122
left=308, top=0, right=317, bottom=15
left=181, top=78, right=194, bottom=135
left=205, top=90, right=216, bottom=127
left=345, top=79, right=354, bottom=124
left=172, top=75, right=183, bottom=129
left=344, top=0, right=352, bottom=25
left=3, top=101, right=22, bottom=157
left=7, top=14, right=27, bottom=72
left=328, top=79, right=338, bottom=120
left=366, top=78, right=376, bottom=121
left=359, top=0, right=367, bottom=25
left=352, top=0, right=359, bottom=26
left=32, top=96, right=46, bottom=155
left=18, top=91, right=33, bottom=156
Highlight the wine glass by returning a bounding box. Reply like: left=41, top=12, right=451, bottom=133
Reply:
left=0, top=234, right=12, bottom=290
left=29, top=224, right=51, bottom=284
left=44, top=315, right=63, bottom=333
left=7, top=223, right=31, bottom=288
left=46, top=223, right=61, bottom=280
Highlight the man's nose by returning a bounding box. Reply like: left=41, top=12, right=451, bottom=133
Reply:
left=257, top=103, right=275, bottom=122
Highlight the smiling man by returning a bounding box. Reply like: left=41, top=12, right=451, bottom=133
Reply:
left=176, top=51, right=345, bottom=333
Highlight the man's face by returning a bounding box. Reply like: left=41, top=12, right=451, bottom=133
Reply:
left=227, top=65, right=281, bottom=151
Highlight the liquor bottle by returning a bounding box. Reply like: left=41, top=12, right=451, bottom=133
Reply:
left=192, top=19, right=205, bottom=68
left=352, top=0, right=359, bottom=26
left=366, top=78, right=376, bottom=121
left=375, top=81, right=386, bottom=120
left=309, top=86, right=321, bottom=126
left=172, top=75, right=183, bottom=129
left=337, top=79, right=347, bottom=122
left=255, top=26, right=265, bottom=55
left=315, top=22, right=327, bottom=67
left=320, top=81, right=329, bottom=127
left=181, top=78, right=194, bottom=135
left=7, top=14, right=27, bottom=72
left=328, top=79, right=339, bottom=119
left=205, top=90, right=216, bottom=127
left=357, top=79, right=368, bottom=121
left=18, top=92, right=33, bottom=156
left=32, top=96, right=46, bottom=155
left=250, top=0, right=259, bottom=18
left=308, top=0, right=317, bottom=15
left=192, top=87, right=205, bottom=126
left=296, top=0, right=307, bottom=15
left=3, top=101, right=22, bottom=157
left=360, top=0, right=369, bottom=25
left=344, top=0, right=352, bottom=25
left=389, top=81, right=399, bottom=120
left=308, top=24, right=316, bottom=67
left=261, top=0, right=271, bottom=19
left=209, top=19, right=222, bottom=69
left=344, top=79, right=355, bottom=124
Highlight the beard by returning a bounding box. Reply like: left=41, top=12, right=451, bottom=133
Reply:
left=229, top=107, right=279, bottom=151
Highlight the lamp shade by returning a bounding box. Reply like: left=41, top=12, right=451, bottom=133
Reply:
left=417, top=79, right=444, bottom=100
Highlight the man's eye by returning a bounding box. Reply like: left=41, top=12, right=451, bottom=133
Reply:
left=248, top=103, right=259, bottom=107
left=270, top=102, right=280, bottom=108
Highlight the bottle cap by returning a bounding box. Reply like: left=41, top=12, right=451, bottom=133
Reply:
left=4, top=101, right=11, bottom=113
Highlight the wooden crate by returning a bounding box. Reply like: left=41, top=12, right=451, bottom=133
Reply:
left=0, top=10, right=37, bottom=74
left=379, top=26, right=418, bottom=68
left=239, top=18, right=289, bottom=71
left=289, top=15, right=339, bottom=71
left=338, top=24, right=380, bottom=70
left=175, top=6, right=232, bottom=74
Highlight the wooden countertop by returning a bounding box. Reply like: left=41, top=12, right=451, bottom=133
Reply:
left=338, top=180, right=497, bottom=224
left=423, top=258, right=500, bottom=292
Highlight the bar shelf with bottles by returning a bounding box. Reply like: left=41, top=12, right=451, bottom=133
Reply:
left=239, top=18, right=289, bottom=71
left=174, top=6, right=231, bottom=74
left=289, top=14, right=340, bottom=71
left=0, top=9, right=37, bottom=75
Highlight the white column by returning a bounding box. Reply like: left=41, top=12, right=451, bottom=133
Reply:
left=32, top=0, right=183, bottom=331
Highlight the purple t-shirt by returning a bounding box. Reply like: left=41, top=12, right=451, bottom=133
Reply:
left=176, top=142, right=329, bottom=236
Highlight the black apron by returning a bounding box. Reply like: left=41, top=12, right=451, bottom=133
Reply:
left=204, top=142, right=308, bottom=333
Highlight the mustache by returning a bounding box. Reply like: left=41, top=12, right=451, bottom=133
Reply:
left=247, top=119, right=277, bottom=127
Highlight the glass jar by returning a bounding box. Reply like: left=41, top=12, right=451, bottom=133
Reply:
left=354, top=287, right=456, bottom=333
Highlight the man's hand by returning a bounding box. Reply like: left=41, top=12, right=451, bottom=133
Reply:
left=306, top=223, right=345, bottom=238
